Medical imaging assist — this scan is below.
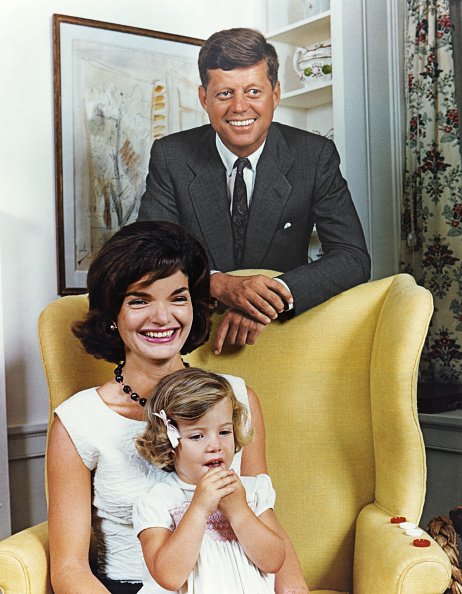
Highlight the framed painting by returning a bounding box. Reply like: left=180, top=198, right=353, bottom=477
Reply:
left=53, top=14, right=206, bottom=294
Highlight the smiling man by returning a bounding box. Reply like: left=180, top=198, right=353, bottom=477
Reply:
left=138, top=28, right=370, bottom=355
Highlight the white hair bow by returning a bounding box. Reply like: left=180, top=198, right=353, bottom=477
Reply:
left=154, top=409, right=181, bottom=448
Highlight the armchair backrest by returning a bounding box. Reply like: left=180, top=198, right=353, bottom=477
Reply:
left=38, top=294, right=113, bottom=432
left=187, top=273, right=432, bottom=590
left=38, top=273, right=432, bottom=592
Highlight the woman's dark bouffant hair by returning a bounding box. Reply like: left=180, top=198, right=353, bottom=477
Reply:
left=72, top=221, right=211, bottom=363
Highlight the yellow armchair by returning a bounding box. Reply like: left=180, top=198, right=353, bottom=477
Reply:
left=0, top=273, right=451, bottom=594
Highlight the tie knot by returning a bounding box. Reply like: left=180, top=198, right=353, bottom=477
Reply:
left=234, top=157, right=250, bottom=175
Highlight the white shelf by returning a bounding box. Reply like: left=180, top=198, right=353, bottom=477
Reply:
left=267, top=9, right=333, bottom=110
left=267, top=12, right=331, bottom=46
left=280, top=80, right=332, bottom=109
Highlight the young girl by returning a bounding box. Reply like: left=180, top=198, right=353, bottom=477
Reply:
left=133, top=367, right=286, bottom=594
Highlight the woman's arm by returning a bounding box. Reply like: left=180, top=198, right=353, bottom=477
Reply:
left=240, top=386, right=267, bottom=475
left=240, top=387, right=310, bottom=594
left=47, top=416, right=109, bottom=594
left=272, top=520, right=310, bottom=594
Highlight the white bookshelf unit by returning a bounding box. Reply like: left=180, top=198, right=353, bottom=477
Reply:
left=265, top=0, right=404, bottom=280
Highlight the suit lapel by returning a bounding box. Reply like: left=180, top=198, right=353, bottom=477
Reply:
left=243, top=125, right=294, bottom=268
left=187, top=129, right=235, bottom=270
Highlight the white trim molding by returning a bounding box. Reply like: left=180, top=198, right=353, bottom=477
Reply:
left=7, top=422, right=48, bottom=533
left=7, top=422, right=47, bottom=462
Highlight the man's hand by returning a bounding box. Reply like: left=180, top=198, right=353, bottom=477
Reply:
left=210, top=273, right=293, bottom=324
left=214, top=309, right=266, bottom=354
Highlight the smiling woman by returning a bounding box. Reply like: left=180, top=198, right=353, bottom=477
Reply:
left=45, top=220, right=296, bottom=594
left=115, top=270, right=194, bottom=376
left=47, top=221, right=217, bottom=594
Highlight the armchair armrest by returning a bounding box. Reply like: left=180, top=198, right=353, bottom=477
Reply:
left=353, top=504, right=451, bottom=594
left=0, top=521, right=51, bottom=594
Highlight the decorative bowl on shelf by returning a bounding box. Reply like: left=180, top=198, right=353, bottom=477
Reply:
left=293, top=41, right=332, bottom=84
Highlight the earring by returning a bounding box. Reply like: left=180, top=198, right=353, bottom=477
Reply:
left=109, top=321, right=118, bottom=332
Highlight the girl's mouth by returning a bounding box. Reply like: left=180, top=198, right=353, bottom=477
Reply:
left=205, top=459, right=224, bottom=468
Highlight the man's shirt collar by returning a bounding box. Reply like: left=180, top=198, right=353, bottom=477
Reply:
left=215, top=134, right=266, bottom=176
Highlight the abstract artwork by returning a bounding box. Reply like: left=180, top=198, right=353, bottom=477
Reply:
left=53, top=15, right=207, bottom=293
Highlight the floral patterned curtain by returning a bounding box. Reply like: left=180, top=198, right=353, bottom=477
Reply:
left=401, top=0, right=462, bottom=383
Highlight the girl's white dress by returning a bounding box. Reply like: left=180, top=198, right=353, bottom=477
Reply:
left=54, top=374, right=248, bottom=584
left=133, top=472, right=276, bottom=594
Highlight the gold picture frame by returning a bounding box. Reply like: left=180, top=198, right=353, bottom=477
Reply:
left=53, top=14, right=205, bottom=294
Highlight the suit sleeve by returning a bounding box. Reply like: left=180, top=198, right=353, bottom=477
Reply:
left=137, top=139, right=181, bottom=224
left=278, top=139, right=371, bottom=315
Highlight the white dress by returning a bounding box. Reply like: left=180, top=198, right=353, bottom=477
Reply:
left=54, top=374, right=249, bottom=583
left=132, top=472, right=276, bottom=594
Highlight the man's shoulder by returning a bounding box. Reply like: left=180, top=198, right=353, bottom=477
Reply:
left=270, top=121, right=332, bottom=148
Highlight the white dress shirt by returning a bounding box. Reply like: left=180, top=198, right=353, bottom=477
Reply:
left=213, top=134, right=294, bottom=310
left=215, top=134, right=265, bottom=209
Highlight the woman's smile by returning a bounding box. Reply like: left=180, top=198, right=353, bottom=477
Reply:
left=117, top=270, right=193, bottom=363
left=141, top=328, right=177, bottom=342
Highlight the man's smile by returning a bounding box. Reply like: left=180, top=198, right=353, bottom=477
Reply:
left=228, top=118, right=257, bottom=127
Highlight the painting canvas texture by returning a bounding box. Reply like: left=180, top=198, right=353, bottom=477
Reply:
left=59, top=23, right=207, bottom=286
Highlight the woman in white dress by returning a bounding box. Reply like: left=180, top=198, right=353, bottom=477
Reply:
left=47, top=221, right=308, bottom=594
left=133, top=367, right=286, bottom=594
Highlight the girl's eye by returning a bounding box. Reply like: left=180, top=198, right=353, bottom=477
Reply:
left=172, top=295, right=189, bottom=303
left=189, top=434, right=202, bottom=441
left=220, top=430, right=233, bottom=437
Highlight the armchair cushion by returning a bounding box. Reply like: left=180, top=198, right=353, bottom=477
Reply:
left=354, top=504, right=450, bottom=593
left=0, top=522, right=51, bottom=594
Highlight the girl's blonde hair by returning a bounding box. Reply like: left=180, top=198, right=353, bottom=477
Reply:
left=136, top=367, right=253, bottom=472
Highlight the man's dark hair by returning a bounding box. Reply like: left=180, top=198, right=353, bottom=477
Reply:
left=73, top=221, right=211, bottom=363
left=198, top=28, right=279, bottom=89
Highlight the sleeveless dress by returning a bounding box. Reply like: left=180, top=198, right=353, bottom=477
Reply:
left=54, top=374, right=249, bottom=583
left=132, top=472, right=276, bottom=594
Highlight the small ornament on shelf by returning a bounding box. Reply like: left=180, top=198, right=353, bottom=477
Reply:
left=293, top=42, right=332, bottom=84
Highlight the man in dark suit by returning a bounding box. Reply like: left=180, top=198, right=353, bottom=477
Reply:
left=138, top=28, right=370, bottom=354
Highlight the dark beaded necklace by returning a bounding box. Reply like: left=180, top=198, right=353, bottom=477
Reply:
left=113, top=359, right=190, bottom=407
left=114, top=360, right=147, bottom=407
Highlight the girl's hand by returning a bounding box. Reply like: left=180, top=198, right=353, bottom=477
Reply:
left=191, top=467, right=237, bottom=517
left=217, top=472, right=248, bottom=520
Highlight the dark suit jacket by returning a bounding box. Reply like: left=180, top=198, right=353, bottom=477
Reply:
left=138, top=122, right=370, bottom=315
